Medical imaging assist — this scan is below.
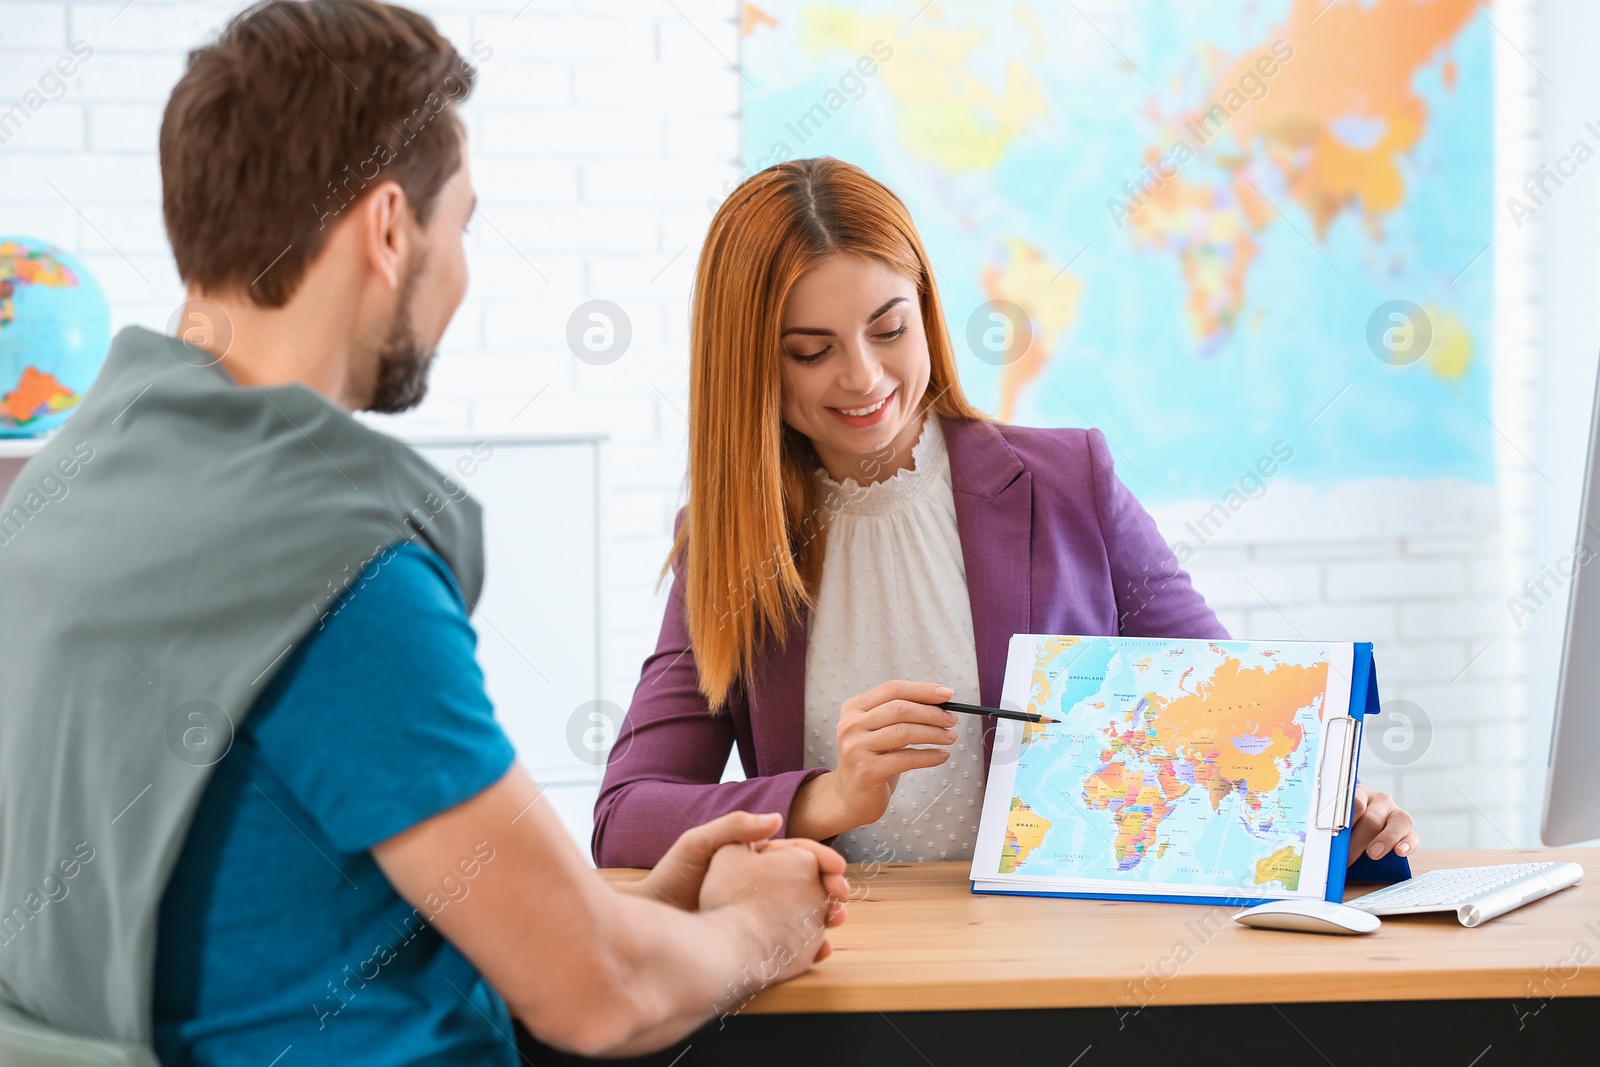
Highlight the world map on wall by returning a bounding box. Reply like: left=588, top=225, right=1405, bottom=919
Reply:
left=740, top=0, right=1495, bottom=523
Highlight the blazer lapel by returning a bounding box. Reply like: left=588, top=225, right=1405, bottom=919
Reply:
left=945, top=419, right=1032, bottom=765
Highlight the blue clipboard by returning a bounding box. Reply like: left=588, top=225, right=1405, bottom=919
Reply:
left=971, top=642, right=1411, bottom=905
left=1338, top=646, right=1414, bottom=888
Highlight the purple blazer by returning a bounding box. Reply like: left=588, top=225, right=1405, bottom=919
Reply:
left=591, top=419, right=1227, bottom=868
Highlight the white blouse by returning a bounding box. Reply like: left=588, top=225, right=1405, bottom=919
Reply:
left=802, top=414, right=987, bottom=863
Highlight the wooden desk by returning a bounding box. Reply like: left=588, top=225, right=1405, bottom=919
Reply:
left=744, top=848, right=1600, bottom=1013
left=525, top=849, right=1598, bottom=1066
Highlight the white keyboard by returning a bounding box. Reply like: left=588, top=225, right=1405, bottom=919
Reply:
left=1345, top=861, right=1584, bottom=927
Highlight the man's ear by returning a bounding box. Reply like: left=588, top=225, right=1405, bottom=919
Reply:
left=358, top=180, right=412, bottom=291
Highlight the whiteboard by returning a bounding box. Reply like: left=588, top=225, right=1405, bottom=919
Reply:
left=409, top=434, right=603, bottom=853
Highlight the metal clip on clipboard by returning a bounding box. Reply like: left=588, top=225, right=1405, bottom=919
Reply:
left=1313, top=715, right=1361, bottom=831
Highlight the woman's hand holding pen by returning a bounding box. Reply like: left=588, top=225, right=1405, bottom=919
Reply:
left=788, top=679, right=958, bottom=841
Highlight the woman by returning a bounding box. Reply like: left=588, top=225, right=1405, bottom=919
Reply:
left=592, top=157, right=1417, bottom=871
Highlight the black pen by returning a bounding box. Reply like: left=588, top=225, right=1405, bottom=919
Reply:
left=939, top=700, right=1057, bottom=725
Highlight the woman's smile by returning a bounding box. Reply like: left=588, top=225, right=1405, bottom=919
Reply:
left=826, top=387, right=898, bottom=428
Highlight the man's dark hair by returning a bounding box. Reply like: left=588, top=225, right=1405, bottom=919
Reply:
left=160, top=0, right=479, bottom=307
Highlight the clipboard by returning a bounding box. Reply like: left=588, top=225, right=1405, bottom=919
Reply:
left=969, top=638, right=1411, bottom=905
left=1325, top=644, right=1414, bottom=890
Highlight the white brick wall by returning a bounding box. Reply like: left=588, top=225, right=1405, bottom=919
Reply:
left=0, top=0, right=741, bottom=744
left=0, top=0, right=1545, bottom=851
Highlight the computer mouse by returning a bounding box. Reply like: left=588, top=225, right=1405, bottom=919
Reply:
left=1233, top=898, right=1382, bottom=935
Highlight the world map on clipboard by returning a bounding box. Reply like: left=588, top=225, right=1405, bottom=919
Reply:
left=980, top=635, right=1356, bottom=897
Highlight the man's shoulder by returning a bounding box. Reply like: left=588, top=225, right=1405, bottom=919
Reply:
left=301, top=539, right=467, bottom=647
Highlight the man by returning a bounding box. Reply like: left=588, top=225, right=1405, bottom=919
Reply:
left=0, top=2, right=846, bottom=1063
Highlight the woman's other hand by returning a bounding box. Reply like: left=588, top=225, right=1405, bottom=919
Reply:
left=1347, top=782, right=1419, bottom=865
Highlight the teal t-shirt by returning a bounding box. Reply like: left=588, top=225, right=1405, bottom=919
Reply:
left=153, top=543, right=518, bottom=1066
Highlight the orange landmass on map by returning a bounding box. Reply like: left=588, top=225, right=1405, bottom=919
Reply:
left=1142, top=655, right=1329, bottom=804
left=999, top=797, right=1052, bottom=873
left=1254, top=844, right=1303, bottom=890
left=981, top=238, right=1084, bottom=422
left=2, top=367, right=78, bottom=424
left=1215, top=0, right=1478, bottom=239
left=1129, top=0, right=1480, bottom=345
left=1019, top=635, right=1081, bottom=746
left=0, top=242, right=75, bottom=286
left=1084, top=755, right=1189, bottom=868
left=740, top=2, right=776, bottom=36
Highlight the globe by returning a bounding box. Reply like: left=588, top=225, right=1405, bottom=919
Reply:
left=0, top=237, right=112, bottom=438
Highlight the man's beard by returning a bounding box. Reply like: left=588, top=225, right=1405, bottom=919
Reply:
left=364, top=259, right=436, bottom=414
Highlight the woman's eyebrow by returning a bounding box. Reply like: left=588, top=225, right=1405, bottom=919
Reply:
left=865, top=296, right=909, bottom=321
left=780, top=296, right=910, bottom=338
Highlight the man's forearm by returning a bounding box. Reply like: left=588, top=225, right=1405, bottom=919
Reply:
left=374, top=765, right=835, bottom=1058
left=544, top=886, right=818, bottom=1056
left=600, top=901, right=771, bottom=1055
